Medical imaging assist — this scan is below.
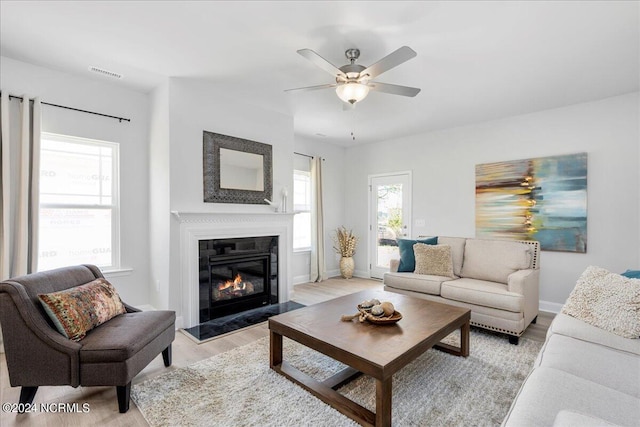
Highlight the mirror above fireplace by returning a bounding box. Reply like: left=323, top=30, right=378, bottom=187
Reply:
left=203, top=131, right=273, bottom=204
left=219, top=148, right=264, bottom=191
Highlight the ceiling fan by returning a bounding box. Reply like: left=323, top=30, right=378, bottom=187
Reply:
left=286, top=46, right=421, bottom=106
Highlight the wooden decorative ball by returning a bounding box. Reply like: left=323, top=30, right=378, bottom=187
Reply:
left=380, top=301, right=395, bottom=317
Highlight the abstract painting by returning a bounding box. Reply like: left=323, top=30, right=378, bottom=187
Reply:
left=476, top=153, right=587, bottom=252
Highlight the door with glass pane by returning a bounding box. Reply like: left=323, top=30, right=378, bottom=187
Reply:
left=369, top=173, right=411, bottom=279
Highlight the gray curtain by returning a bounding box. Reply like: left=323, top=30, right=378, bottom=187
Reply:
left=0, top=92, right=41, bottom=280
left=309, top=156, right=326, bottom=282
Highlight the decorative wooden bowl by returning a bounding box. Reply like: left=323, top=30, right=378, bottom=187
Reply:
left=345, top=304, right=402, bottom=325
left=365, top=310, right=403, bottom=325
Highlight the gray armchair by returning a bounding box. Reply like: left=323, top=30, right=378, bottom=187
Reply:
left=0, top=264, right=175, bottom=413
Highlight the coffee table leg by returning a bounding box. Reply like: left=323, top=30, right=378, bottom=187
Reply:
left=461, top=320, right=470, bottom=357
left=375, top=377, right=392, bottom=427
left=270, top=331, right=283, bottom=368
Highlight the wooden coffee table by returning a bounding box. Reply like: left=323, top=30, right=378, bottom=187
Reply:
left=269, top=290, right=470, bottom=427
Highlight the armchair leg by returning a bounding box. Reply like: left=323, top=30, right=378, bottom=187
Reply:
left=116, top=382, right=131, bottom=413
left=508, top=335, right=520, bottom=345
left=162, top=344, right=172, bottom=367
left=531, top=316, right=538, bottom=324
left=18, top=386, right=38, bottom=410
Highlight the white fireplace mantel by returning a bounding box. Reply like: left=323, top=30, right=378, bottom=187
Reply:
left=173, top=211, right=294, bottom=328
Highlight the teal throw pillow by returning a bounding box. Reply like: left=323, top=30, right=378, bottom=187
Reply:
left=622, top=269, right=640, bottom=279
left=397, top=237, right=438, bottom=272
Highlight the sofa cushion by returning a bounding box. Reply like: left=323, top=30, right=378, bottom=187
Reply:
left=79, top=310, right=176, bottom=363
left=383, top=272, right=447, bottom=296
left=38, top=278, right=126, bottom=341
left=549, top=313, right=640, bottom=356
left=438, top=236, right=466, bottom=277
left=441, top=278, right=524, bottom=312
left=561, top=266, right=640, bottom=339
left=538, top=334, right=640, bottom=398
left=552, top=410, right=622, bottom=427
left=397, top=237, right=438, bottom=272
left=503, top=367, right=640, bottom=427
left=460, top=239, right=531, bottom=284
left=414, top=243, right=455, bottom=278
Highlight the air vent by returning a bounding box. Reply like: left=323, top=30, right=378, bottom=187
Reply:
left=88, top=66, right=122, bottom=79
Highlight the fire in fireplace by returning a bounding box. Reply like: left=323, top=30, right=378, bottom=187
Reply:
left=215, top=274, right=255, bottom=300
left=199, top=236, right=278, bottom=322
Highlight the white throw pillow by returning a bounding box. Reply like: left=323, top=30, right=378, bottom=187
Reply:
left=562, top=266, right=640, bottom=339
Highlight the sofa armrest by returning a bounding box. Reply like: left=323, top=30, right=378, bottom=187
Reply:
left=508, top=269, right=539, bottom=326
left=389, top=259, right=400, bottom=273
left=0, top=282, right=82, bottom=386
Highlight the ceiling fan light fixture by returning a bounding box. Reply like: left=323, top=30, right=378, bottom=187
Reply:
left=336, top=82, right=369, bottom=104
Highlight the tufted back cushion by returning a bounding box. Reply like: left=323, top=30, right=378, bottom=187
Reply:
left=437, top=237, right=467, bottom=277
left=461, top=239, right=532, bottom=284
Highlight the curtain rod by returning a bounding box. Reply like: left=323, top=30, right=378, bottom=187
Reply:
left=6, top=94, right=131, bottom=123
left=294, top=151, right=325, bottom=161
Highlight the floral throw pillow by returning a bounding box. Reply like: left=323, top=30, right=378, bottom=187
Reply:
left=562, top=266, right=640, bottom=339
left=39, top=278, right=126, bottom=341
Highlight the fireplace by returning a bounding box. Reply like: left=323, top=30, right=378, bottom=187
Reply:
left=199, top=236, right=278, bottom=322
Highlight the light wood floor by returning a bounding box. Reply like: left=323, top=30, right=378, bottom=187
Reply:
left=0, top=277, right=554, bottom=426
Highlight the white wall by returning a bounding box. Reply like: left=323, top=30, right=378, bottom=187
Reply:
left=148, top=80, right=171, bottom=310
left=345, top=93, right=640, bottom=308
left=149, top=77, right=294, bottom=316
left=292, top=137, right=347, bottom=283
left=167, top=78, right=293, bottom=214
left=0, top=57, right=151, bottom=305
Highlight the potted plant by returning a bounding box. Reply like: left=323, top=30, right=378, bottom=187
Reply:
left=333, top=226, right=358, bottom=279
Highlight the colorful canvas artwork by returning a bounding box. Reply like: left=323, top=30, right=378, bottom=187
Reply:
left=476, top=153, right=587, bottom=253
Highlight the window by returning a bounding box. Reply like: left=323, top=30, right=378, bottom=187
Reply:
left=293, top=169, right=311, bottom=251
left=38, top=133, right=120, bottom=271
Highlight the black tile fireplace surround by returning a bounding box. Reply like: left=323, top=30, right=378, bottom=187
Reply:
left=198, top=236, right=278, bottom=323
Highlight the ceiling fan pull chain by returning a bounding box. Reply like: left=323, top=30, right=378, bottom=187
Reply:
left=351, top=109, right=356, bottom=141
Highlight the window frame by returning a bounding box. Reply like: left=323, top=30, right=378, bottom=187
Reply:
left=39, top=132, right=121, bottom=272
left=293, top=169, right=312, bottom=252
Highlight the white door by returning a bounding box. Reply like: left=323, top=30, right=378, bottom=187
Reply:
left=369, top=172, right=412, bottom=279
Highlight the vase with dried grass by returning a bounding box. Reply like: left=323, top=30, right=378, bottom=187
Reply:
left=333, top=226, right=358, bottom=279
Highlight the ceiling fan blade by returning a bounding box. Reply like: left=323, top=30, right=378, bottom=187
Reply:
left=285, top=83, right=337, bottom=93
left=361, top=46, right=417, bottom=79
left=297, top=49, right=346, bottom=79
left=368, top=82, right=421, bottom=97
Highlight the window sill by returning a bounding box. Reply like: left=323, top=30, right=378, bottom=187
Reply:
left=293, top=248, right=311, bottom=254
left=102, top=267, right=133, bottom=278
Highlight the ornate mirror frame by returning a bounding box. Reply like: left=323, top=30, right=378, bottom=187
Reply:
left=203, top=131, right=273, bottom=204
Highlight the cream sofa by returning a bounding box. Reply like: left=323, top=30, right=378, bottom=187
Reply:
left=383, top=237, right=540, bottom=344
left=502, top=313, right=640, bottom=426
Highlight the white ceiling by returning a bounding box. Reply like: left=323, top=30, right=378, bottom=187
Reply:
left=1, top=1, right=638, bottom=146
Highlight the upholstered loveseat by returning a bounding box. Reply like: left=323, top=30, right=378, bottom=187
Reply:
left=0, top=265, right=176, bottom=413
left=384, top=237, right=540, bottom=344
left=503, top=267, right=640, bottom=426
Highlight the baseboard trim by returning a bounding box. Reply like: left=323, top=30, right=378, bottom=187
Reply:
left=353, top=269, right=370, bottom=279
left=293, top=274, right=311, bottom=285
left=326, top=269, right=340, bottom=278
left=539, top=300, right=563, bottom=314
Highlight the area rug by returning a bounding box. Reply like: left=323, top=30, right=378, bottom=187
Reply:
left=132, top=329, right=542, bottom=426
